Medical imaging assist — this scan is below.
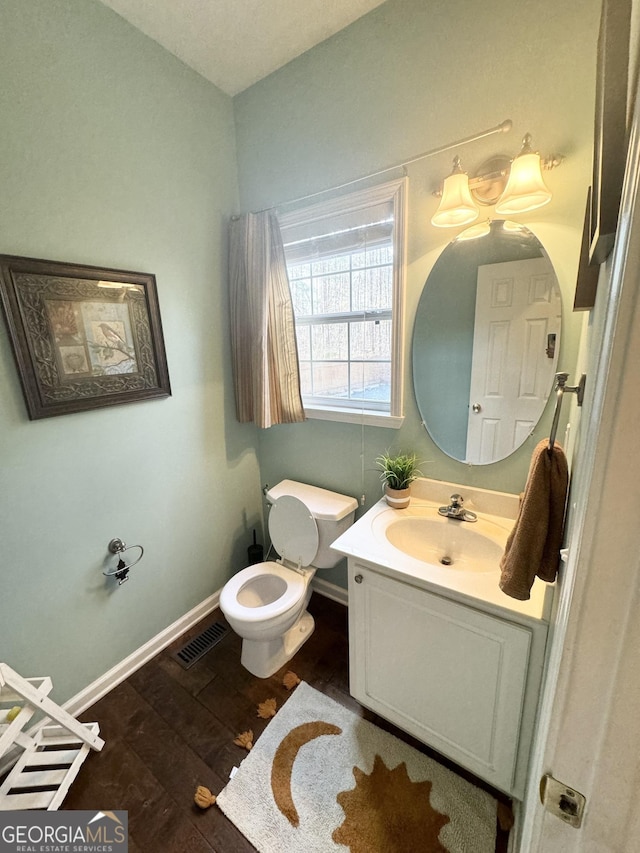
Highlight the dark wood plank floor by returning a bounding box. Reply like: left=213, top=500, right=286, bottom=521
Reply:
left=64, top=593, right=510, bottom=852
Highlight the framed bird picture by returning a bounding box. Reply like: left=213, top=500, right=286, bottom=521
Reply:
left=0, top=255, right=171, bottom=419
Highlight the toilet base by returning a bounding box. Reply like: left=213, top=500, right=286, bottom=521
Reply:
left=240, top=610, right=315, bottom=678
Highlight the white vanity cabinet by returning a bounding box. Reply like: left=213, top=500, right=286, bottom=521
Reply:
left=347, top=560, right=548, bottom=798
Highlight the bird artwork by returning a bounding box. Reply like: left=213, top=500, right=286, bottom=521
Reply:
left=89, top=319, right=137, bottom=374
left=98, top=322, right=129, bottom=349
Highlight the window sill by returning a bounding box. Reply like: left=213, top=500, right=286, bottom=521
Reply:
left=304, top=405, right=404, bottom=429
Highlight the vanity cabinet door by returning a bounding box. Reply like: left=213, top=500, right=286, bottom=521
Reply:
left=349, top=563, right=532, bottom=795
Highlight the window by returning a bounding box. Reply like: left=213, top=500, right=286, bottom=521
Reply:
left=279, top=178, right=406, bottom=427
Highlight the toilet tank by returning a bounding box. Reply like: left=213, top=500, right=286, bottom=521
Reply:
left=266, top=480, right=358, bottom=569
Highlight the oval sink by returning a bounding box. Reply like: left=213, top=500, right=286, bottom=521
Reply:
left=375, top=514, right=506, bottom=573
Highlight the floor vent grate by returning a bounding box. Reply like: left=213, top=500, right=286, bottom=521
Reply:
left=171, top=621, right=228, bottom=669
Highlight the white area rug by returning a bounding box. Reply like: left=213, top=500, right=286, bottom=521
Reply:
left=216, top=681, right=497, bottom=853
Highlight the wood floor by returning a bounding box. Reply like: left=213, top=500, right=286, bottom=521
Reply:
left=64, top=593, right=510, bottom=852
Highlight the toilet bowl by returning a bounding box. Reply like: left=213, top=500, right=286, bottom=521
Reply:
left=220, top=559, right=315, bottom=677
left=219, top=481, right=357, bottom=678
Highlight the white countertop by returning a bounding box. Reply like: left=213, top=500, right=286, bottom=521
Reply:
left=331, top=478, right=554, bottom=625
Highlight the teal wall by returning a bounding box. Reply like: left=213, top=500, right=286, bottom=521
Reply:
left=234, top=0, right=601, bottom=586
left=0, top=0, right=262, bottom=702
left=0, top=0, right=603, bottom=702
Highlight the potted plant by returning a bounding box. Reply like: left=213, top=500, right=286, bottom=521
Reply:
left=376, top=451, right=423, bottom=509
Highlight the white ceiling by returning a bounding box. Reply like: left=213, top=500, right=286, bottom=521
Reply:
left=98, top=0, right=388, bottom=96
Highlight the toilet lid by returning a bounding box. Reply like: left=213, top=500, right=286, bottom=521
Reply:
left=268, top=495, right=319, bottom=567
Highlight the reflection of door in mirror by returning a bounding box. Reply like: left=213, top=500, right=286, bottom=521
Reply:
left=466, top=258, right=562, bottom=464
left=412, top=220, right=563, bottom=465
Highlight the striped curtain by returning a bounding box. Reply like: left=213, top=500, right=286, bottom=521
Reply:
left=229, top=210, right=305, bottom=428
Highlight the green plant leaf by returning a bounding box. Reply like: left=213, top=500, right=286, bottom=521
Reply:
left=375, top=451, right=423, bottom=490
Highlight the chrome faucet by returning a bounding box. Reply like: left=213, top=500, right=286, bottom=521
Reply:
left=438, top=493, right=477, bottom=522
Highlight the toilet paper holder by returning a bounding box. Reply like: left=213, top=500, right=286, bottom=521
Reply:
left=104, top=538, right=144, bottom=585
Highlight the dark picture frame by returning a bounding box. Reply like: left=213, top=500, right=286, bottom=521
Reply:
left=0, top=255, right=171, bottom=419
left=574, top=187, right=601, bottom=310
left=589, top=0, right=631, bottom=265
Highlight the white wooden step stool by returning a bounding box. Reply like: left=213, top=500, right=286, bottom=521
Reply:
left=0, top=663, right=104, bottom=810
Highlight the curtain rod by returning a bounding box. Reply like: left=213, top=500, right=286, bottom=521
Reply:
left=231, top=119, right=512, bottom=219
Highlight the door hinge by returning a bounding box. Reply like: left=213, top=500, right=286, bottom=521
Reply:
left=540, top=773, right=586, bottom=828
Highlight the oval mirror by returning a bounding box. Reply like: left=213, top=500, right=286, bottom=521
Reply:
left=413, top=220, right=562, bottom=464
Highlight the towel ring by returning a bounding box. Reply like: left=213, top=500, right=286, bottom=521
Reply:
left=548, top=372, right=586, bottom=453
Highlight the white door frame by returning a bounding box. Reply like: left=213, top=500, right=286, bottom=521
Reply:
left=519, top=62, right=640, bottom=852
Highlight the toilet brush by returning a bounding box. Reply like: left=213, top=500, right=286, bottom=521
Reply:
left=248, top=529, right=263, bottom=565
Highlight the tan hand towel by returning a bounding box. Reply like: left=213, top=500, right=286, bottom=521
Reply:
left=499, top=439, right=569, bottom=601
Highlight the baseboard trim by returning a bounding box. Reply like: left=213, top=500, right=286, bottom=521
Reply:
left=311, top=577, right=348, bottom=607
left=1, top=580, right=347, bottom=778
left=64, top=578, right=347, bottom=717
left=64, top=591, right=220, bottom=717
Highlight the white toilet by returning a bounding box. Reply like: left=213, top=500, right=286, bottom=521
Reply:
left=219, top=480, right=358, bottom=678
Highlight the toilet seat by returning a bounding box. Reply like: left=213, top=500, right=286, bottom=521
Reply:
left=220, top=561, right=307, bottom=624
left=269, top=495, right=319, bottom=567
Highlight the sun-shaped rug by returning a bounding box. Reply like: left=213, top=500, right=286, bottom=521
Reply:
left=216, top=682, right=497, bottom=853
left=332, top=754, right=449, bottom=852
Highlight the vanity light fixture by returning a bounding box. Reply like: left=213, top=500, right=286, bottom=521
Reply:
left=430, top=156, right=479, bottom=228
left=494, top=134, right=553, bottom=215
left=431, top=133, right=561, bottom=227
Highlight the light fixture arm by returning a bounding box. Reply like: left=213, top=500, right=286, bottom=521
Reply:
left=518, top=133, right=535, bottom=156
left=541, top=153, right=565, bottom=170
left=511, top=133, right=563, bottom=167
